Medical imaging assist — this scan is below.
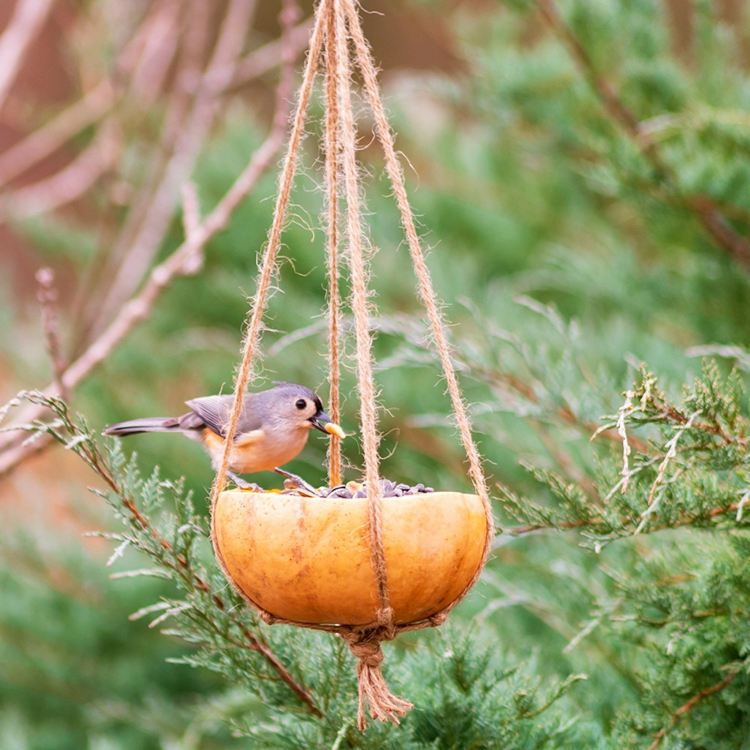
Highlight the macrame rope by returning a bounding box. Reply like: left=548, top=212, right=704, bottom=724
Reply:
left=324, top=5, right=343, bottom=487
left=333, top=0, right=409, bottom=728
left=209, top=0, right=327, bottom=514
left=210, top=0, right=494, bottom=731
left=333, top=0, right=391, bottom=622
left=342, top=0, right=494, bottom=554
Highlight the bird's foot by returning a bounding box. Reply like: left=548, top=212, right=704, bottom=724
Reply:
left=227, top=471, right=263, bottom=492
left=274, top=467, right=321, bottom=497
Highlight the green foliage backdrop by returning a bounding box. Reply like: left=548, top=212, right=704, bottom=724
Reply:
left=2, top=1, right=750, bottom=748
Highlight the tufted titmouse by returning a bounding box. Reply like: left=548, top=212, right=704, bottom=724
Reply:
left=104, top=382, right=345, bottom=490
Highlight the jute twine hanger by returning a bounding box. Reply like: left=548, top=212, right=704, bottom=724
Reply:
left=209, top=0, right=494, bottom=730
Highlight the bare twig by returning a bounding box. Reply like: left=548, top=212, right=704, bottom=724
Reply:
left=535, top=0, right=750, bottom=267
left=181, top=181, right=201, bottom=238
left=615, top=390, right=634, bottom=494
left=635, top=411, right=701, bottom=534
left=648, top=670, right=739, bottom=750
left=0, top=8, right=299, bottom=477
left=0, top=0, right=55, bottom=113
left=0, top=81, right=114, bottom=185
left=125, top=0, right=182, bottom=106
left=503, top=517, right=604, bottom=538
left=0, top=0, right=176, bottom=188
left=2, top=122, right=120, bottom=219
left=224, top=17, right=312, bottom=91
left=180, top=181, right=203, bottom=275
left=35, top=268, right=66, bottom=398
left=97, top=0, right=258, bottom=325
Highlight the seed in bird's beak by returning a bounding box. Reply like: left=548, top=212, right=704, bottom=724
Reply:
left=324, top=421, right=346, bottom=439
left=310, top=412, right=346, bottom=438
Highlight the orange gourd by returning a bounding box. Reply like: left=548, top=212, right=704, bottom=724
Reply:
left=213, top=491, right=487, bottom=626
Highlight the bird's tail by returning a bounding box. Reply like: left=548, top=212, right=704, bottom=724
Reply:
left=103, top=417, right=180, bottom=437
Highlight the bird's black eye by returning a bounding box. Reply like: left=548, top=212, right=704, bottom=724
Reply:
left=295, top=398, right=307, bottom=410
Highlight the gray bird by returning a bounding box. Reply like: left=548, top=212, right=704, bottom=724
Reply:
left=104, top=382, right=345, bottom=491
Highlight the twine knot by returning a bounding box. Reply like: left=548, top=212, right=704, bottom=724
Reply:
left=376, top=606, right=396, bottom=638
left=343, top=629, right=413, bottom=731
left=347, top=636, right=384, bottom=668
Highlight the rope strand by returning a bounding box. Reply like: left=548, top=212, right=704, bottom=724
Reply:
left=324, top=6, right=343, bottom=486
left=333, top=0, right=390, bottom=621
left=342, top=0, right=494, bottom=552
left=209, top=0, right=327, bottom=515
left=332, top=3, right=410, bottom=725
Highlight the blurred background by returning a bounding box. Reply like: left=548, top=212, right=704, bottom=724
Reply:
left=2, top=0, right=750, bottom=747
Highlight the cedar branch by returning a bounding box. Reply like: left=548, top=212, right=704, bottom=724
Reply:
left=647, top=670, right=739, bottom=750
left=94, top=449, right=322, bottom=716
left=535, top=0, right=750, bottom=268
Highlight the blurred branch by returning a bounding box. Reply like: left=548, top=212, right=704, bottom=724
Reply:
left=35, top=267, right=66, bottom=399
left=225, top=16, right=312, bottom=91
left=181, top=181, right=201, bottom=239
left=0, top=81, right=113, bottom=185
left=0, top=0, right=175, bottom=187
left=125, top=0, right=182, bottom=106
left=504, top=495, right=743, bottom=539
left=1, top=121, right=121, bottom=219
left=648, top=670, right=739, bottom=750
left=476, top=363, right=650, bottom=453
left=70, top=0, right=210, bottom=347
left=536, top=0, right=750, bottom=268
left=0, top=0, right=55, bottom=113
left=95, top=0, right=259, bottom=326
left=531, top=422, right=601, bottom=502
left=0, top=0, right=301, bottom=479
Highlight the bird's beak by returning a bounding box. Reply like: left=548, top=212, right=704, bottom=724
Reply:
left=310, top=411, right=346, bottom=439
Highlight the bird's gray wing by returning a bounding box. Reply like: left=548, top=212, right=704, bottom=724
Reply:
left=185, top=395, right=263, bottom=438
left=185, top=396, right=231, bottom=436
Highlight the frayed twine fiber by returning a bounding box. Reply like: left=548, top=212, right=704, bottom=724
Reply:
left=344, top=618, right=412, bottom=731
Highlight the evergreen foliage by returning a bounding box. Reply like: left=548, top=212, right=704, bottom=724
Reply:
left=2, top=392, right=587, bottom=749
left=3, top=1, right=750, bottom=747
